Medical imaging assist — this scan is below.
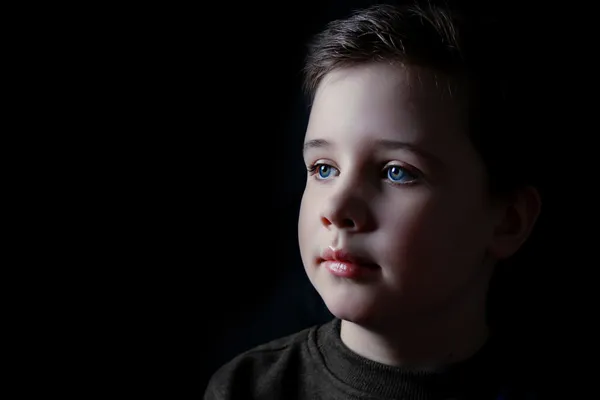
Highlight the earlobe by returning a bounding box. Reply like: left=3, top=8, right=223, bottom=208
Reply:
left=489, top=186, right=542, bottom=260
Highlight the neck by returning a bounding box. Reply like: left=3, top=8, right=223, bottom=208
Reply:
left=340, top=287, right=489, bottom=370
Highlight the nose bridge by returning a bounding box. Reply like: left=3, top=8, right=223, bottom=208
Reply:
left=322, top=169, right=372, bottom=230
left=331, top=172, right=364, bottom=207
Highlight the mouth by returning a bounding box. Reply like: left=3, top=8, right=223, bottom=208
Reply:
left=318, top=247, right=379, bottom=279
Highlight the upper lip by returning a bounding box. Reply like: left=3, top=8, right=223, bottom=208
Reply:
left=319, top=247, right=377, bottom=266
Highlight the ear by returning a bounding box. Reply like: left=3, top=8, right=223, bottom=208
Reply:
left=488, top=186, right=542, bottom=260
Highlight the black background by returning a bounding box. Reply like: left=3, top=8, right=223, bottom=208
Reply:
left=147, top=1, right=593, bottom=396
left=33, top=0, right=595, bottom=397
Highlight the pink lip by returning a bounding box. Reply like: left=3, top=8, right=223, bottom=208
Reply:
left=318, top=248, right=378, bottom=279
left=320, top=248, right=375, bottom=265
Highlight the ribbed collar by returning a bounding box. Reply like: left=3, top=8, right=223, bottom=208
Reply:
left=313, top=318, right=505, bottom=399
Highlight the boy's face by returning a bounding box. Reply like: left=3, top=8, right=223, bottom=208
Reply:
left=298, top=63, right=500, bottom=325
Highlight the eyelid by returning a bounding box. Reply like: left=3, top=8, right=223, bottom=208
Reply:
left=308, top=159, right=338, bottom=170
left=384, top=161, right=420, bottom=175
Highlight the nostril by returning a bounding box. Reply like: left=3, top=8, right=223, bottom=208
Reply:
left=341, top=218, right=355, bottom=228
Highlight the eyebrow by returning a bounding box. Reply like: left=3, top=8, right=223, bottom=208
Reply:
left=303, top=138, right=443, bottom=166
left=302, top=139, right=330, bottom=153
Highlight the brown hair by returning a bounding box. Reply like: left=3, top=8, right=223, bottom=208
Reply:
left=302, top=2, right=538, bottom=196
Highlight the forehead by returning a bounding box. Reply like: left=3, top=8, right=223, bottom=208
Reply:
left=305, top=63, right=468, bottom=154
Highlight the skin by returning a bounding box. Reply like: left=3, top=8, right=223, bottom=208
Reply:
left=298, top=62, right=541, bottom=369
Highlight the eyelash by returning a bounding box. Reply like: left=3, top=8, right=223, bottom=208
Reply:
left=306, top=162, right=421, bottom=185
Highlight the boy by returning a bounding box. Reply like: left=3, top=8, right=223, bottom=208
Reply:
left=205, top=2, right=542, bottom=399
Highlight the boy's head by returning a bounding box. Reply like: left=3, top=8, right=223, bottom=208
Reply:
left=297, top=3, right=541, bottom=328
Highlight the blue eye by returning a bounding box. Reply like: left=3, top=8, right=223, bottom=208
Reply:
left=386, top=165, right=416, bottom=184
left=307, top=163, right=338, bottom=180
left=318, top=164, right=334, bottom=179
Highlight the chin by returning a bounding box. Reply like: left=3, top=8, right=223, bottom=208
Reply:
left=316, top=280, right=381, bottom=325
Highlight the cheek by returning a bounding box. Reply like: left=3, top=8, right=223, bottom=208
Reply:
left=375, top=200, right=432, bottom=263
left=372, top=198, right=485, bottom=305
left=375, top=194, right=482, bottom=266
left=297, top=192, right=316, bottom=259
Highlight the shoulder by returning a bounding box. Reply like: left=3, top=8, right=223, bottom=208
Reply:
left=204, top=325, right=318, bottom=400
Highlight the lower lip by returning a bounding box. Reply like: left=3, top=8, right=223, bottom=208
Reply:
left=322, top=260, right=378, bottom=279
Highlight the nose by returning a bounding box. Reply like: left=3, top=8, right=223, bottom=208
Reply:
left=320, top=181, right=375, bottom=232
